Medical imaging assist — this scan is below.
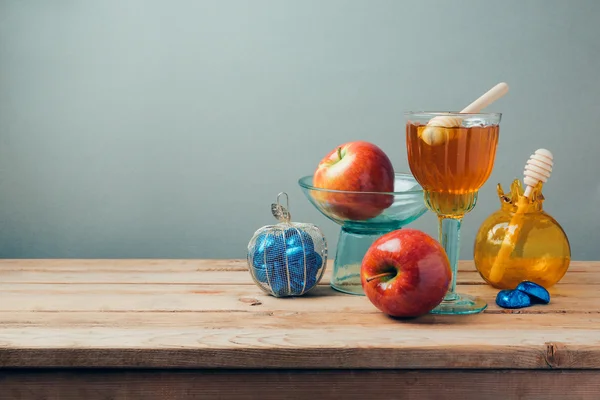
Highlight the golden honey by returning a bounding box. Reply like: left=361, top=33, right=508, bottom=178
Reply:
left=406, top=123, right=499, bottom=217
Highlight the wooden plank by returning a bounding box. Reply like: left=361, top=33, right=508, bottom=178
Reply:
left=1, top=369, right=599, bottom=400
left=0, top=323, right=599, bottom=369
left=0, top=282, right=598, bottom=314
left=1, top=310, right=599, bottom=330
left=0, top=260, right=595, bottom=286
left=0, top=335, right=599, bottom=369
left=1, top=312, right=599, bottom=369
left=0, top=267, right=595, bottom=286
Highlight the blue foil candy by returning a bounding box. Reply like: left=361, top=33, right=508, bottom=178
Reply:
left=261, top=250, right=322, bottom=296
left=252, top=232, right=285, bottom=268
left=285, top=244, right=307, bottom=265
left=289, top=252, right=322, bottom=293
left=265, top=260, right=289, bottom=297
left=249, top=230, right=324, bottom=296
left=495, top=281, right=551, bottom=310
left=516, top=281, right=551, bottom=304
left=496, top=289, right=532, bottom=309
left=253, top=263, right=268, bottom=284
left=284, top=228, right=315, bottom=252
left=306, top=252, right=323, bottom=272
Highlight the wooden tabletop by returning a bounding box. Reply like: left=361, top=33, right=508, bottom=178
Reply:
left=1, top=259, right=599, bottom=399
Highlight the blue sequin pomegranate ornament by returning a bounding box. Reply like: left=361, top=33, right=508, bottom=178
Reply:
left=247, top=192, right=328, bottom=297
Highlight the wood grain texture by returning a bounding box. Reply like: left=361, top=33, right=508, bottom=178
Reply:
left=0, top=259, right=598, bottom=370
left=0, top=259, right=596, bottom=285
left=1, top=369, right=599, bottom=400
left=0, top=282, right=598, bottom=313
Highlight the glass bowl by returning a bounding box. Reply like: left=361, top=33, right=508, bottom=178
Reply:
left=298, top=173, right=427, bottom=295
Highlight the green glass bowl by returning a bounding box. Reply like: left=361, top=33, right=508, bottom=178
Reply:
left=298, top=173, right=427, bottom=295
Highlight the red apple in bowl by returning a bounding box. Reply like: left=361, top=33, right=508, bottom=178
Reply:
left=361, top=229, right=451, bottom=318
left=312, top=141, right=395, bottom=220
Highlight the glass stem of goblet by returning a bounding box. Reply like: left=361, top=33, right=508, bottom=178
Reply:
left=438, top=216, right=462, bottom=301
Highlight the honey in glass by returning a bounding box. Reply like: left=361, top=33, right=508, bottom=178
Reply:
left=406, top=123, right=499, bottom=217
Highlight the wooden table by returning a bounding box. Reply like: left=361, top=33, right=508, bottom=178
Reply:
left=0, top=259, right=598, bottom=399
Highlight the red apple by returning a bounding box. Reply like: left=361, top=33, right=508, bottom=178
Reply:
left=361, top=229, right=451, bottom=317
left=312, top=141, right=394, bottom=220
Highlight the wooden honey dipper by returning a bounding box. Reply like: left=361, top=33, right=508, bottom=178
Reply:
left=522, top=149, right=553, bottom=197
left=487, top=149, right=554, bottom=283
left=420, top=82, right=509, bottom=145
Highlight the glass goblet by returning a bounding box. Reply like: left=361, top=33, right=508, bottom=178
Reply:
left=405, top=111, right=501, bottom=314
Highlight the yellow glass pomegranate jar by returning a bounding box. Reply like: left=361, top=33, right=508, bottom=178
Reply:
left=473, top=179, right=571, bottom=289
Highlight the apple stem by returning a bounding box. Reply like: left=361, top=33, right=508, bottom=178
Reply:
left=366, top=272, right=394, bottom=282
left=337, top=147, right=342, bottom=160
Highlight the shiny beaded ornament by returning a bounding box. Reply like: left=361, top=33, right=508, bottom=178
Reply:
left=247, top=192, right=328, bottom=297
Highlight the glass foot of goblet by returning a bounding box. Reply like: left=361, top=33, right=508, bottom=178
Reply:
left=430, top=293, right=487, bottom=315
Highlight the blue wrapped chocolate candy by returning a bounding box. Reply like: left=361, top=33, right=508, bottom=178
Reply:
left=284, top=227, right=315, bottom=253
left=289, top=252, right=323, bottom=294
left=265, top=260, right=290, bottom=297
left=247, top=192, right=327, bottom=297
left=253, top=263, right=268, bottom=284
left=495, top=281, right=551, bottom=310
left=285, top=242, right=309, bottom=266
left=516, top=281, right=551, bottom=304
left=496, top=289, right=532, bottom=309
left=251, top=231, right=285, bottom=267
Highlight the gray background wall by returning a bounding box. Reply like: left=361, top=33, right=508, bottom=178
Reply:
left=1, top=0, right=598, bottom=260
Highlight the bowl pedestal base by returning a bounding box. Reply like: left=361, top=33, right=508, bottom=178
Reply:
left=331, top=227, right=394, bottom=296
